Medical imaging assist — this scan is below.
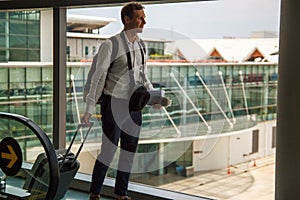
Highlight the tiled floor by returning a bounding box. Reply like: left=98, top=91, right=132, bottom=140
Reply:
left=63, top=155, right=275, bottom=200
left=159, top=155, right=275, bottom=200
left=63, top=189, right=113, bottom=200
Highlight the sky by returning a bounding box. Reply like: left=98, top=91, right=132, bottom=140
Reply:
left=68, top=0, right=281, bottom=39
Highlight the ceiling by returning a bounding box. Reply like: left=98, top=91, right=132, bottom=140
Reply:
left=0, top=0, right=214, bottom=10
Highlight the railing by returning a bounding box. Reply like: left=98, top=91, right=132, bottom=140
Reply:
left=0, top=61, right=278, bottom=137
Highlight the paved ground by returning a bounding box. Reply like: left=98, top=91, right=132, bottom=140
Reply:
left=159, top=155, right=275, bottom=200
left=63, top=154, right=275, bottom=200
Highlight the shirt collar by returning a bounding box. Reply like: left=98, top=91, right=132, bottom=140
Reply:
left=122, top=31, right=140, bottom=45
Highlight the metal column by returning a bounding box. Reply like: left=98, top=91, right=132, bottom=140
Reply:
left=276, top=0, right=300, bottom=199
left=53, top=8, right=67, bottom=149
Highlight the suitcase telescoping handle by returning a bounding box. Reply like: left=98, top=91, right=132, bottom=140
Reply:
left=59, top=122, right=94, bottom=170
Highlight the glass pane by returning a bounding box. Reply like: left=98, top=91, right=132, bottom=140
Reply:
left=0, top=21, right=5, bottom=33
left=26, top=68, right=41, bottom=96
left=27, top=22, right=40, bottom=35
left=9, top=35, right=26, bottom=48
left=0, top=12, right=5, bottom=19
left=27, top=11, right=40, bottom=21
left=9, top=12, right=26, bottom=20
left=9, top=21, right=26, bottom=35
left=10, top=68, right=25, bottom=83
left=0, top=34, right=6, bottom=48
left=9, top=49, right=27, bottom=61
left=0, top=50, right=6, bottom=62
left=42, top=67, right=53, bottom=96
left=27, top=36, right=40, bottom=48
left=27, top=50, right=40, bottom=61
left=0, top=68, right=8, bottom=100
left=0, top=68, right=8, bottom=83
left=9, top=68, right=25, bottom=100
left=0, top=2, right=282, bottom=199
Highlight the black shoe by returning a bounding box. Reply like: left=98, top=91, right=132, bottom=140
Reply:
left=89, top=193, right=100, bottom=200
left=115, top=196, right=132, bottom=200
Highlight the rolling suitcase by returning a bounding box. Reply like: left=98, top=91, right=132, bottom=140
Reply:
left=23, top=122, right=94, bottom=200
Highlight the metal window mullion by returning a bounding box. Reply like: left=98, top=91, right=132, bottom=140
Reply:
left=53, top=7, right=66, bottom=149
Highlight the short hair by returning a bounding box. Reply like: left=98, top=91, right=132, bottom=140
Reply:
left=121, top=1, right=145, bottom=24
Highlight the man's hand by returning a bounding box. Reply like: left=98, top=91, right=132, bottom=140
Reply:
left=82, top=112, right=92, bottom=124
left=152, top=104, right=162, bottom=110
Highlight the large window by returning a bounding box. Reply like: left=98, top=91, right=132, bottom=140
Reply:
left=60, top=61, right=277, bottom=199
left=0, top=1, right=280, bottom=199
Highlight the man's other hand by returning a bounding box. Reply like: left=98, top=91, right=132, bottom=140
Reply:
left=82, top=112, right=92, bottom=124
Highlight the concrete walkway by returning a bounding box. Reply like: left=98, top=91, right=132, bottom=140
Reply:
left=159, top=155, right=275, bottom=200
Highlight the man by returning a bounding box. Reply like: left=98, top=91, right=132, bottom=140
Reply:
left=82, top=2, right=154, bottom=200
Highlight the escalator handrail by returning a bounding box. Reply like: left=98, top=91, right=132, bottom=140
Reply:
left=0, top=112, right=59, bottom=200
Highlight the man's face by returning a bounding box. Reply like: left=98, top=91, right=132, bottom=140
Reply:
left=125, top=9, right=146, bottom=33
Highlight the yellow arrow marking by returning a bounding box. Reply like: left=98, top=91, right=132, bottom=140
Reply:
left=1, top=145, right=18, bottom=168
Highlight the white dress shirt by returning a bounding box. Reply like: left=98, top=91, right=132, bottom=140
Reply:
left=85, top=32, right=153, bottom=114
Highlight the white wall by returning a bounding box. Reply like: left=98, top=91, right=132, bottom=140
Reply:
left=69, top=120, right=277, bottom=174
left=40, top=10, right=53, bottom=62
left=193, top=120, right=276, bottom=172
left=67, top=38, right=102, bottom=61
left=256, top=120, right=277, bottom=156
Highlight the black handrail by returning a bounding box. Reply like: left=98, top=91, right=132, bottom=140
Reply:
left=0, top=112, right=59, bottom=200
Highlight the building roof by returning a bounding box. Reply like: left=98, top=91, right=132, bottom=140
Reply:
left=66, top=32, right=111, bottom=39
left=67, top=14, right=116, bottom=33
left=167, top=38, right=279, bottom=63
